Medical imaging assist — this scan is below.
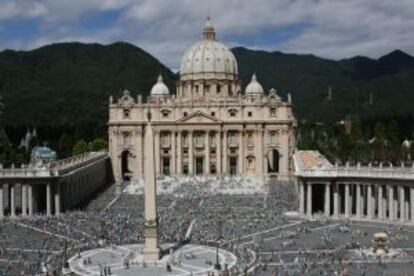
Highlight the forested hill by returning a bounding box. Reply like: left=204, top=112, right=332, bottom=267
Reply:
left=233, top=47, right=414, bottom=122
left=1, top=42, right=414, bottom=131
left=0, top=42, right=176, bottom=129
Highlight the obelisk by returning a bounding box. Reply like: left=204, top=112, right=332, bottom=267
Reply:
left=143, top=111, right=160, bottom=261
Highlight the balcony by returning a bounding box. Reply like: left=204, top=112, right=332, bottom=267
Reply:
left=195, top=143, right=205, bottom=149
left=161, top=143, right=171, bottom=149
left=228, top=142, right=239, bottom=148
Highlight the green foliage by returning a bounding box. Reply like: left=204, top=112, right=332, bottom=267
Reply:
left=0, top=144, right=29, bottom=167
left=72, top=139, right=88, bottom=156
left=298, top=118, right=408, bottom=163
left=91, top=138, right=107, bottom=151
left=0, top=42, right=177, bottom=128
left=233, top=47, right=414, bottom=122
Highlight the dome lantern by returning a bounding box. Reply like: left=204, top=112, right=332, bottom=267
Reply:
left=202, top=16, right=216, bottom=40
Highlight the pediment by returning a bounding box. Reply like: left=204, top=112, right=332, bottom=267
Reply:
left=177, top=111, right=221, bottom=123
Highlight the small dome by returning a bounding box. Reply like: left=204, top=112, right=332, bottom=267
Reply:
left=245, top=74, right=264, bottom=94
left=150, top=75, right=169, bottom=96
left=180, top=17, right=238, bottom=80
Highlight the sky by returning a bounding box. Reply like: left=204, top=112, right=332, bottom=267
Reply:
left=0, top=0, right=414, bottom=70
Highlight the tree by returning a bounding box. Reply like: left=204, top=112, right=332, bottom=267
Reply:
left=72, top=139, right=88, bottom=156
left=58, top=133, right=74, bottom=158
left=91, top=138, right=107, bottom=151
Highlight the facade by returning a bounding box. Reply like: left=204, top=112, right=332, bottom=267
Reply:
left=108, top=18, right=297, bottom=187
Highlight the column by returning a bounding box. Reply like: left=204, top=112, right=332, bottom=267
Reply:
left=216, top=131, right=221, bottom=174
left=345, top=183, right=350, bottom=217
left=222, top=130, right=227, bottom=174
left=410, top=188, right=414, bottom=223
left=378, top=185, right=383, bottom=219
left=307, top=183, right=312, bottom=218
left=367, top=185, right=373, bottom=219
left=10, top=184, right=16, bottom=218
left=324, top=183, right=331, bottom=216
left=188, top=131, right=193, bottom=175
left=177, top=131, right=182, bottom=174
left=46, top=183, right=52, bottom=217
left=28, top=185, right=33, bottom=217
left=0, top=185, right=3, bottom=218
left=238, top=130, right=244, bottom=174
left=205, top=131, right=210, bottom=174
left=55, top=183, right=61, bottom=216
left=394, top=188, right=398, bottom=221
left=136, top=130, right=143, bottom=178
left=155, top=130, right=160, bottom=175
left=388, top=185, right=394, bottom=221
left=333, top=183, right=339, bottom=217
left=356, top=184, right=361, bottom=218
left=21, top=184, right=27, bottom=217
left=171, top=131, right=176, bottom=174
left=256, top=126, right=263, bottom=174
left=299, top=181, right=305, bottom=216
left=399, top=186, right=405, bottom=222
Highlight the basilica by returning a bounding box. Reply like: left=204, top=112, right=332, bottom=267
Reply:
left=108, top=18, right=297, bottom=187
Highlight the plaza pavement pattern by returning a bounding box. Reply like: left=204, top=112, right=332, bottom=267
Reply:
left=68, top=243, right=238, bottom=275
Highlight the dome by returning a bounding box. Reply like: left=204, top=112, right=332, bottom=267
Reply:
left=245, top=74, right=264, bottom=94
left=150, top=75, right=169, bottom=96
left=179, top=17, right=238, bottom=79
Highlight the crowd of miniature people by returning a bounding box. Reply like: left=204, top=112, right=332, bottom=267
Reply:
left=0, top=178, right=413, bottom=275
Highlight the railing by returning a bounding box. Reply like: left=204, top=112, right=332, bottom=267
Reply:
left=296, top=166, right=414, bottom=180
left=0, top=151, right=108, bottom=178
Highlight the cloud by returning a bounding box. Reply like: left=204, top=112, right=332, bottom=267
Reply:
left=0, top=0, right=413, bottom=68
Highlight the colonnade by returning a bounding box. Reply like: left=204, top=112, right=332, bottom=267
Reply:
left=299, top=181, right=414, bottom=223
left=0, top=155, right=110, bottom=218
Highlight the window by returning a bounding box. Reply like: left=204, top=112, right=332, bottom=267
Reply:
left=248, top=111, right=253, bottom=117
left=162, top=110, right=170, bottom=118
left=123, top=109, right=130, bottom=119
left=205, top=84, right=210, bottom=93
left=217, top=84, right=221, bottom=93
left=229, top=109, right=237, bottom=117
left=270, top=108, right=276, bottom=117
left=211, top=112, right=216, bottom=117
left=183, top=112, right=188, bottom=117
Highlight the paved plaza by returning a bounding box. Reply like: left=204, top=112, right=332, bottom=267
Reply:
left=0, top=181, right=414, bottom=275
left=68, top=243, right=238, bottom=275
